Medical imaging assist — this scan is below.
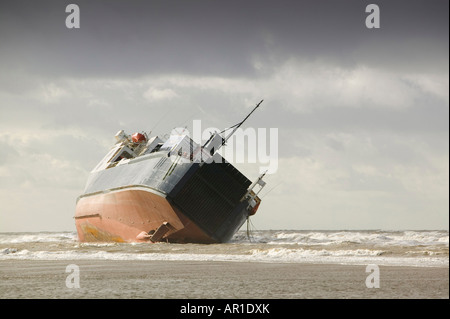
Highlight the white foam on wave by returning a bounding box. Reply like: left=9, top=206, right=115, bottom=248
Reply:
left=250, top=247, right=386, bottom=258
left=0, top=230, right=447, bottom=267
left=247, top=230, right=449, bottom=247
left=0, top=232, right=77, bottom=244
left=1, top=230, right=447, bottom=247
left=1, top=246, right=447, bottom=268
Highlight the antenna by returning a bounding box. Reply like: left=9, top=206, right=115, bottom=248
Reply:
left=149, top=107, right=173, bottom=137
left=202, top=99, right=264, bottom=155
left=222, top=99, right=264, bottom=146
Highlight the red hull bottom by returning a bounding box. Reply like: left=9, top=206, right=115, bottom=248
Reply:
left=74, top=188, right=216, bottom=244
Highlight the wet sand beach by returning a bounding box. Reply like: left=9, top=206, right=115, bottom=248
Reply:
left=1, top=260, right=448, bottom=299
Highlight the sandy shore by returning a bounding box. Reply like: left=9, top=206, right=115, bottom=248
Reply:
left=0, top=260, right=448, bottom=299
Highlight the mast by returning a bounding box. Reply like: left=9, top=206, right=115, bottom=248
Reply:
left=203, top=100, right=264, bottom=155
left=222, top=99, right=264, bottom=146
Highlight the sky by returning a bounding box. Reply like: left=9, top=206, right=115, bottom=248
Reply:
left=0, top=0, right=448, bottom=232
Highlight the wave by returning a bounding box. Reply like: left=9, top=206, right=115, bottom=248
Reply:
left=1, top=230, right=447, bottom=246
left=1, top=246, right=448, bottom=268
left=241, top=230, right=449, bottom=247
left=0, top=232, right=77, bottom=244
left=0, top=230, right=448, bottom=267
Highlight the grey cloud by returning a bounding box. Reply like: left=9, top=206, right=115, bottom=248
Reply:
left=0, top=0, right=447, bottom=78
left=0, top=0, right=448, bottom=231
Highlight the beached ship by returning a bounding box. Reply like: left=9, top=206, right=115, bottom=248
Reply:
left=74, top=101, right=266, bottom=243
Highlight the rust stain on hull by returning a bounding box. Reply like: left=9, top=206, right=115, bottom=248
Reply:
left=80, top=223, right=125, bottom=242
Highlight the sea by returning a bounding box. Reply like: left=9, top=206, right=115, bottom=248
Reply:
left=1, top=229, right=448, bottom=267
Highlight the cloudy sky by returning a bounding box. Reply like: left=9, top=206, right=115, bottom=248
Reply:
left=0, top=0, right=448, bottom=232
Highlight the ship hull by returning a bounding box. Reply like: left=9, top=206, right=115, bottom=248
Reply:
left=75, top=187, right=220, bottom=243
